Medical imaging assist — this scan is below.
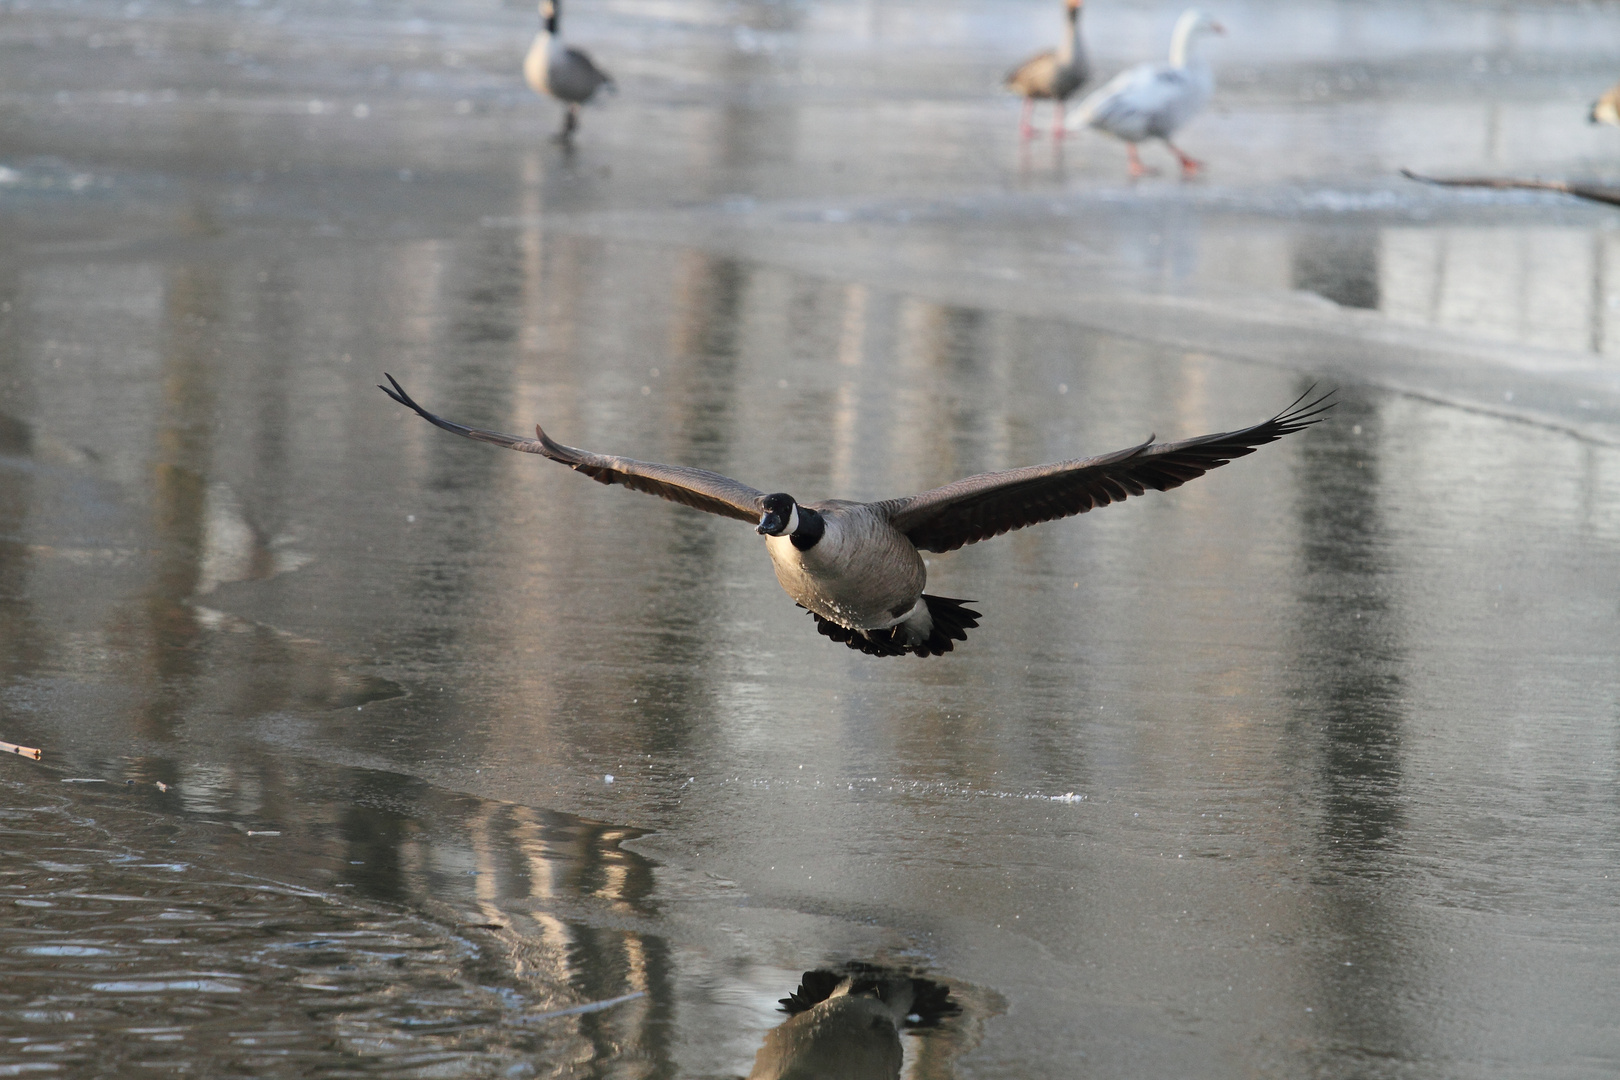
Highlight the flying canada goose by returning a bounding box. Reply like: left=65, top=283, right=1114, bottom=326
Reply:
left=380, top=376, right=1330, bottom=658
left=1591, top=80, right=1620, bottom=125
left=1067, top=8, right=1223, bottom=177
left=523, top=0, right=614, bottom=141
left=749, top=965, right=958, bottom=1080
left=1004, top=0, right=1091, bottom=141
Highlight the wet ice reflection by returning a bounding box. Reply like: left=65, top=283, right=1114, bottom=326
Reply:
left=1380, top=223, right=1620, bottom=355
left=0, top=770, right=669, bottom=1076
left=0, top=766, right=990, bottom=1078
left=895, top=203, right=1620, bottom=358
left=5, top=202, right=1620, bottom=1074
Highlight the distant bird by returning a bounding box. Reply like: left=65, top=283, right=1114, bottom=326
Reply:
left=749, top=965, right=958, bottom=1080
left=380, top=375, right=1330, bottom=658
left=1004, top=0, right=1091, bottom=141
left=1591, top=80, right=1620, bottom=125
left=523, top=0, right=614, bottom=142
left=1067, top=8, right=1224, bottom=177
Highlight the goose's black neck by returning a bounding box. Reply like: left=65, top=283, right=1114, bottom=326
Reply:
left=790, top=506, right=825, bottom=551
left=544, top=1, right=559, bottom=34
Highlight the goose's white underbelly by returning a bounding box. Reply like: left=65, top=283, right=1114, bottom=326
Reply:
left=765, top=512, right=925, bottom=630
left=522, top=33, right=550, bottom=95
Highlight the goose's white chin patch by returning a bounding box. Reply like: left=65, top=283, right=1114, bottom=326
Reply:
left=783, top=505, right=799, bottom=536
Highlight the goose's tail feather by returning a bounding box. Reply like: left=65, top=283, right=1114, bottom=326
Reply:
left=807, top=595, right=982, bottom=658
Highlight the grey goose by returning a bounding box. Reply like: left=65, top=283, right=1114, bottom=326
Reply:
left=523, top=0, right=614, bottom=142
left=1005, top=0, right=1091, bottom=142
left=380, top=376, right=1331, bottom=658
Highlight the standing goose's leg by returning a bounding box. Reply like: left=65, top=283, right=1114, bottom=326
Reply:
left=555, top=103, right=578, bottom=142
left=1126, top=144, right=1156, bottom=178
left=1167, top=139, right=1202, bottom=176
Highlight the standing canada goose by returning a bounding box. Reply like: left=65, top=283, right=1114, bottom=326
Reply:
left=1591, top=80, right=1620, bottom=125
left=1067, top=8, right=1224, bottom=177
left=523, top=0, right=614, bottom=142
left=1005, top=0, right=1091, bottom=142
left=380, top=376, right=1330, bottom=658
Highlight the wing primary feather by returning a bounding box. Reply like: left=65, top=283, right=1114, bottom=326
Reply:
left=890, top=389, right=1335, bottom=553
left=379, top=373, right=768, bottom=523
left=380, top=372, right=551, bottom=454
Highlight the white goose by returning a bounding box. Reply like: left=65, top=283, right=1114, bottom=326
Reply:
left=523, top=0, right=614, bottom=141
left=1067, top=8, right=1224, bottom=177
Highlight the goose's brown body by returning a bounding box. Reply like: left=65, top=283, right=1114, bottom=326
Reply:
left=765, top=502, right=924, bottom=630
left=1005, top=0, right=1090, bottom=139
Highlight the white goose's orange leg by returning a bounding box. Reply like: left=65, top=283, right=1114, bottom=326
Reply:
left=1126, top=143, right=1158, bottom=178
left=1167, top=140, right=1203, bottom=176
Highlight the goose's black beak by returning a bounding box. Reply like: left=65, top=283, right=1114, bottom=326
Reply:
left=757, top=510, right=786, bottom=536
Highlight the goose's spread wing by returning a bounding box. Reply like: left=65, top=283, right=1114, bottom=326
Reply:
left=380, top=374, right=765, bottom=523
left=882, top=391, right=1333, bottom=553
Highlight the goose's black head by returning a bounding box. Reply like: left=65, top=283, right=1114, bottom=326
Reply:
left=756, top=493, right=798, bottom=537
left=540, top=0, right=557, bottom=33
left=758, top=493, right=826, bottom=551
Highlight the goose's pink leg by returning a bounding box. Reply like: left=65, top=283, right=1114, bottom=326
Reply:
left=1019, top=98, right=1036, bottom=140
left=1167, top=140, right=1203, bottom=176
left=1126, top=144, right=1158, bottom=178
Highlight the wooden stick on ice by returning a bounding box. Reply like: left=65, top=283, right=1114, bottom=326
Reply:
left=1402, top=168, right=1620, bottom=209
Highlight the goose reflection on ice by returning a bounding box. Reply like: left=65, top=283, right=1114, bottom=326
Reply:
left=748, top=963, right=959, bottom=1080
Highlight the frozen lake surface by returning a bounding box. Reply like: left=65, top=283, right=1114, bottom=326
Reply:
left=3, top=0, right=1620, bottom=1076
